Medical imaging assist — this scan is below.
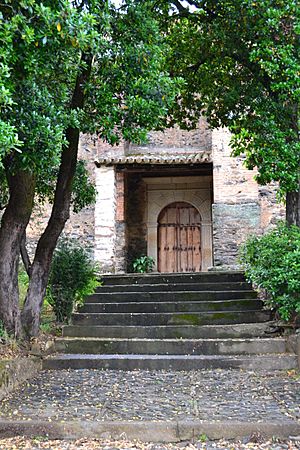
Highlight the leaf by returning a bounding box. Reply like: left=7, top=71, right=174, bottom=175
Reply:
left=56, top=23, right=61, bottom=32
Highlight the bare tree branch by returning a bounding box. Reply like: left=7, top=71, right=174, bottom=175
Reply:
left=171, top=0, right=188, bottom=13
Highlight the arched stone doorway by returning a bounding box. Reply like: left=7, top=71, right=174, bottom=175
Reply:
left=158, top=202, right=201, bottom=273
left=143, top=175, right=213, bottom=272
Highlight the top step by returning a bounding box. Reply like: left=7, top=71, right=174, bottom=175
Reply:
left=101, top=271, right=246, bottom=286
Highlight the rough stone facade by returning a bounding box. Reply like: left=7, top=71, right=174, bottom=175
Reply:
left=211, top=128, right=284, bottom=267
left=127, top=116, right=211, bottom=155
left=26, top=118, right=284, bottom=272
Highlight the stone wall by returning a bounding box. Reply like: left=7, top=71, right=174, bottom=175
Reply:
left=128, top=118, right=212, bottom=155
left=212, top=128, right=285, bottom=268
left=0, top=358, right=41, bottom=401
left=94, top=166, right=116, bottom=272
left=114, top=171, right=127, bottom=272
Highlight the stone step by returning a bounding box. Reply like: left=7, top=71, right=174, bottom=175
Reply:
left=54, top=337, right=288, bottom=355
left=96, top=282, right=251, bottom=293
left=101, top=271, right=246, bottom=285
left=43, top=353, right=298, bottom=371
left=63, top=322, right=276, bottom=339
left=80, top=299, right=263, bottom=314
left=86, top=290, right=257, bottom=303
left=72, top=310, right=271, bottom=326
left=46, top=271, right=294, bottom=374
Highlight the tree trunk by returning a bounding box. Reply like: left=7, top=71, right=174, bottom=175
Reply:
left=21, top=54, right=92, bottom=337
left=286, top=179, right=300, bottom=227
left=286, top=106, right=300, bottom=227
left=21, top=128, right=80, bottom=336
left=0, top=170, right=35, bottom=336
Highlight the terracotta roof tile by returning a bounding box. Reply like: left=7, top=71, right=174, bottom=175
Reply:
left=95, top=152, right=212, bottom=166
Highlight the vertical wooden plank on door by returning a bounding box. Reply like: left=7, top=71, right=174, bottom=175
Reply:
left=157, top=211, right=163, bottom=272
left=167, top=205, right=176, bottom=273
left=180, top=204, right=188, bottom=272
left=192, top=206, right=201, bottom=272
left=187, top=208, right=196, bottom=272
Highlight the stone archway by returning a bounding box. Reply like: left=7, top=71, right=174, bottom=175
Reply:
left=143, top=176, right=213, bottom=272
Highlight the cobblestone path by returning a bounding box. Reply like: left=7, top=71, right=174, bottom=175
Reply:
left=0, top=369, right=299, bottom=423
left=0, top=435, right=299, bottom=449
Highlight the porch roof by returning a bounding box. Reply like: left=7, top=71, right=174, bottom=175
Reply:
left=95, top=152, right=212, bottom=167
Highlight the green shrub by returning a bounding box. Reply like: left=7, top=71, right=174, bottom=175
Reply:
left=239, top=222, right=300, bottom=322
left=132, top=256, right=155, bottom=273
left=47, top=238, right=101, bottom=323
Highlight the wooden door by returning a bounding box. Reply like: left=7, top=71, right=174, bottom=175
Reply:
left=158, top=202, right=201, bottom=273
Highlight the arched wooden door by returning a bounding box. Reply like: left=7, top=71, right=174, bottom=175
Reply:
left=158, top=202, right=201, bottom=273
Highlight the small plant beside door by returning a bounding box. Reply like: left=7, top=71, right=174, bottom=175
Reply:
left=132, top=256, right=155, bottom=273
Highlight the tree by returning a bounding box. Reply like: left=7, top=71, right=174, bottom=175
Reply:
left=0, top=0, right=180, bottom=337
left=161, top=0, right=300, bottom=225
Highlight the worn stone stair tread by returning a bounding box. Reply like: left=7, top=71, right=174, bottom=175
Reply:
left=54, top=335, right=288, bottom=356
left=43, top=353, right=298, bottom=370
left=0, top=419, right=299, bottom=442
left=99, top=281, right=249, bottom=284
left=64, top=322, right=276, bottom=330
left=100, top=272, right=247, bottom=286
left=62, top=322, right=277, bottom=339
left=74, top=309, right=265, bottom=316
left=72, top=310, right=271, bottom=326
left=55, top=337, right=286, bottom=345
left=97, top=282, right=250, bottom=288
left=103, top=270, right=245, bottom=275
left=86, top=291, right=258, bottom=303
left=72, top=310, right=271, bottom=324
left=46, top=352, right=296, bottom=359
left=81, top=299, right=262, bottom=312
left=102, top=270, right=245, bottom=278
left=95, top=282, right=252, bottom=292
left=84, top=299, right=258, bottom=304
left=90, top=289, right=256, bottom=296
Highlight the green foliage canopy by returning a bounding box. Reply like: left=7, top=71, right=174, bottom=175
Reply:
left=0, top=0, right=181, bottom=202
left=164, top=0, right=300, bottom=196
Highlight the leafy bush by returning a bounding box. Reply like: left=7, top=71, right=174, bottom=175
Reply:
left=132, top=256, right=155, bottom=273
left=47, top=239, right=100, bottom=323
left=239, top=223, right=300, bottom=322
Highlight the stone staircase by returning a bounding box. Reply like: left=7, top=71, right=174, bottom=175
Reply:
left=44, top=271, right=298, bottom=370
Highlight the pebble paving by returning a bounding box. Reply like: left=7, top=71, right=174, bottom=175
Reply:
left=0, top=369, right=299, bottom=423
left=0, top=436, right=300, bottom=449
